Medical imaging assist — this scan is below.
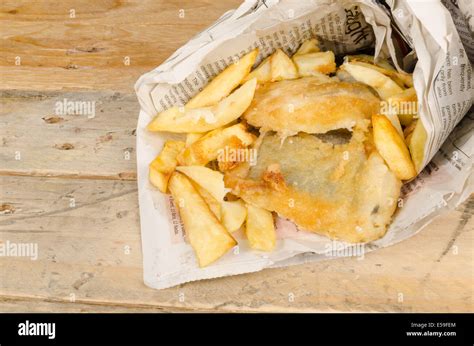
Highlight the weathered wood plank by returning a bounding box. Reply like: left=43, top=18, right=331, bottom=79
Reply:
left=0, top=0, right=242, bottom=92
left=1, top=0, right=472, bottom=314
left=0, top=67, right=146, bottom=94
left=1, top=90, right=138, bottom=179
left=1, top=175, right=472, bottom=312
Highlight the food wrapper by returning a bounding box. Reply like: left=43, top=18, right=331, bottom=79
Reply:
left=134, top=0, right=473, bottom=289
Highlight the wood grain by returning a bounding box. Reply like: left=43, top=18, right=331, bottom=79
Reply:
left=1, top=175, right=472, bottom=312
left=0, top=0, right=242, bottom=92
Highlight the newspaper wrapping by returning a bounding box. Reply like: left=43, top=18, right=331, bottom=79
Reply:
left=135, top=0, right=473, bottom=289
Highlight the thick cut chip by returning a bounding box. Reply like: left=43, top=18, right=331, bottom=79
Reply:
left=294, top=38, right=320, bottom=55
left=217, top=143, right=257, bottom=172
left=243, top=49, right=299, bottom=84
left=176, top=165, right=229, bottom=201
left=336, top=68, right=357, bottom=83
left=177, top=123, right=256, bottom=166
left=403, top=118, right=417, bottom=139
left=149, top=140, right=185, bottom=193
left=243, top=78, right=380, bottom=135
left=245, top=204, right=276, bottom=251
left=168, top=172, right=236, bottom=267
left=381, top=109, right=404, bottom=138
left=217, top=145, right=253, bottom=172
left=192, top=182, right=222, bottom=220
left=243, top=56, right=271, bottom=84
left=185, top=133, right=204, bottom=146
left=387, top=87, right=418, bottom=126
left=293, top=51, right=336, bottom=76
left=350, top=61, right=412, bottom=88
left=406, top=119, right=427, bottom=173
left=341, top=62, right=404, bottom=100
left=270, top=49, right=298, bottom=81
left=225, top=130, right=401, bottom=243
left=221, top=199, right=247, bottom=232
left=176, top=166, right=246, bottom=232
left=372, top=114, right=417, bottom=180
left=346, top=56, right=413, bottom=88
left=147, top=78, right=257, bottom=133
left=347, top=54, right=396, bottom=71
left=186, top=49, right=258, bottom=108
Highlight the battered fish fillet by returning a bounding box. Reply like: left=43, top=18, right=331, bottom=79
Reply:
left=243, top=77, right=381, bottom=136
left=225, top=129, right=401, bottom=243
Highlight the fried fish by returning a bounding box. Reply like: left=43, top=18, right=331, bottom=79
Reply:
left=243, top=77, right=381, bottom=136
left=225, top=127, right=401, bottom=243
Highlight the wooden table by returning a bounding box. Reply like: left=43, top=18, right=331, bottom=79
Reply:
left=0, top=0, right=472, bottom=313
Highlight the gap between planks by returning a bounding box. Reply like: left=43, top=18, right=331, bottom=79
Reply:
left=0, top=295, right=241, bottom=313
